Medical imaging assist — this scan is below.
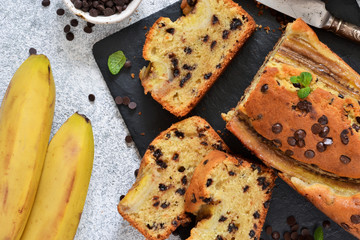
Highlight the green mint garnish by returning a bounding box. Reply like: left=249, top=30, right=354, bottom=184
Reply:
left=108, top=50, right=126, bottom=75
left=314, top=226, right=324, bottom=240
left=290, top=72, right=313, bottom=99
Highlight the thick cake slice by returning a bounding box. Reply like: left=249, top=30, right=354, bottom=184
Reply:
left=118, top=116, right=229, bottom=240
left=185, top=150, right=276, bottom=240
left=139, top=0, right=255, bottom=117
left=223, top=19, right=360, bottom=238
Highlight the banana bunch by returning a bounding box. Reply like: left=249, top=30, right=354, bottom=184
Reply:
left=0, top=55, right=94, bottom=240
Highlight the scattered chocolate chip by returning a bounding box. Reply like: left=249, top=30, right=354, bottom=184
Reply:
left=285, top=149, right=294, bottom=156
left=291, top=224, right=299, bottom=231
left=261, top=84, right=269, bottom=93
left=84, top=26, right=93, bottom=33
left=340, top=155, right=351, bottom=164
left=222, top=30, right=230, bottom=39
left=125, top=135, right=132, bottom=143
left=66, top=32, right=74, bottom=41
left=297, top=139, right=305, bottom=148
left=243, top=185, right=249, bottom=192
left=338, top=93, right=344, bottom=99
left=120, top=195, right=125, bottom=201
left=184, top=47, right=192, bottom=54
left=173, top=68, right=180, bottom=77
left=166, top=28, right=175, bottom=34
left=128, top=102, right=137, bottom=109
left=216, top=216, right=227, bottom=222
left=249, top=230, right=255, bottom=238
left=322, top=220, right=331, bottom=229
left=301, top=227, right=310, bottom=236
left=291, top=231, right=298, bottom=239
left=56, top=8, right=65, bottom=16
left=323, top=137, right=333, bottom=146
left=296, top=100, right=312, bottom=113
left=271, top=231, right=280, bottom=240
left=175, top=188, right=185, bottom=195
left=212, top=15, right=219, bottom=25
left=230, top=18, right=242, bottom=30
left=29, top=48, right=37, bottom=55
left=182, top=64, right=195, bottom=70
left=319, top=126, right=330, bottom=138
left=266, top=226, right=272, bottom=235
left=304, top=150, right=315, bottom=158
left=340, top=129, right=349, bottom=145
left=294, top=129, right=306, bottom=140
left=174, top=130, right=184, bottom=138
left=202, top=35, right=209, bottom=42
left=191, top=193, right=197, bottom=203
left=287, top=137, right=297, bottom=146
left=341, top=222, right=349, bottom=230
left=89, top=8, right=99, bottom=17
left=42, top=0, right=50, bottom=7
left=156, top=159, right=167, bottom=169
left=210, top=41, right=217, bottom=50
left=272, top=123, right=283, bottom=134
left=253, top=211, right=260, bottom=219
left=88, top=94, right=95, bottom=102
left=146, top=223, right=153, bottom=229
left=160, top=202, right=170, bottom=209
left=229, top=171, right=235, bottom=176
left=318, top=115, right=328, bottom=125
left=204, top=72, right=212, bottom=79
left=159, top=183, right=168, bottom=191
left=311, top=123, right=322, bottom=134
left=287, top=216, right=296, bottom=226
left=316, top=142, right=326, bottom=152
left=216, top=63, right=221, bottom=69
left=203, top=159, right=208, bottom=165
left=284, top=231, right=291, bottom=240
left=122, top=96, right=130, bottom=105
left=180, top=72, right=192, bottom=87
left=178, top=166, right=185, bottom=172
left=87, top=22, right=95, bottom=28
left=228, top=223, right=238, bottom=233
left=264, top=200, right=270, bottom=208
left=70, top=19, right=79, bottom=27
left=200, top=141, right=208, bottom=146
left=172, top=153, right=179, bottom=161
left=181, top=176, right=187, bottom=185
left=148, top=145, right=155, bottom=151
left=206, top=178, right=213, bottom=187
left=115, top=96, right=123, bottom=105
left=64, top=25, right=71, bottom=33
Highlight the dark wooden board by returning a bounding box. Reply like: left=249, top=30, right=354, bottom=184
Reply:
left=93, top=1, right=360, bottom=239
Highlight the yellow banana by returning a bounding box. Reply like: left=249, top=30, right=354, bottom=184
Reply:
left=0, top=55, right=55, bottom=240
left=21, top=113, right=94, bottom=240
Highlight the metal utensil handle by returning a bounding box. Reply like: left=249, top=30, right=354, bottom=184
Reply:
left=324, top=16, right=360, bottom=44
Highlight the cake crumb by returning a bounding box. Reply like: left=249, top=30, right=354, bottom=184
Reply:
left=138, top=112, right=142, bottom=115
left=140, top=132, right=145, bottom=136
left=143, top=26, right=147, bottom=30
left=131, top=73, right=135, bottom=79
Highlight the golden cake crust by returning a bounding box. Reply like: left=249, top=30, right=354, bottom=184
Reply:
left=140, top=0, right=256, bottom=117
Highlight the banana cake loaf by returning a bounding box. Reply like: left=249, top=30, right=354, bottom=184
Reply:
left=118, top=116, right=229, bottom=240
left=223, top=18, right=360, bottom=238
left=139, top=0, right=255, bottom=117
left=185, top=150, right=276, bottom=240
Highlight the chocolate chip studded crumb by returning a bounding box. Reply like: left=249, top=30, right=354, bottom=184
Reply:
left=70, top=19, right=79, bottom=27
left=64, top=25, right=71, bottom=33
left=156, top=159, right=167, bottom=169
left=202, top=34, right=209, bottom=42
left=125, top=135, right=132, bottom=143
left=311, top=123, right=322, bottom=134
left=266, top=226, right=272, bottom=235
left=318, top=115, right=328, bottom=125
left=322, top=220, right=331, bottom=229
left=153, top=201, right=160, bottom=207
left=172, top=153, right=179, bottom=161
left=249, top=230, right=255, bottom=238
left=122, top=96, right=130, bottom=105
left=88, top=94, right=95, bottom=102
left=178, top=166, right=185, bottom=172
left=212, top=15, right=219, bottom=25
left=128, top=102, right=137, bottom=109
left=180, top=72, right=192, bottom=87
left=174, top=130, right=185, bottom=138
left=42, top=0, right=50, bottom=7
left=159, top=183, right=168, bottom=191
left=184, top=47, right=192, bottom=54
left=181, top=176, right=187, bottom=185
left=56, top=8, right=65, bottom=16
left=66, top=32, right=74, bottom=41
left=29, top=48, right=37, bottom=55
left=229, top=171, right=235, bottom=176
left=216, top=235, right=223, bottom=240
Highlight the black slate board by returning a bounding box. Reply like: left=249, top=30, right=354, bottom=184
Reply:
left=93, top=1, right=360, bottom=239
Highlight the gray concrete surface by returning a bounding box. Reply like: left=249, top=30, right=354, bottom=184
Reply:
left=0, top=0, right=178, bottom=239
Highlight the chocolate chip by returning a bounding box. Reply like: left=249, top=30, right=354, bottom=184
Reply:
left=181, top=176, right=187, bottom=185
left=222, top=30, right=230, bottom=39
left=120, top=194, right=125, bottom=201
left=261, top=84, right=268, bottom=93
left=187, top=0, right=197, bottom=6
left=184, top=47, right=192, bottom=54
left=287, top=216, right=296, bottom=226
left=311, top=123, right=322, bottom=134
left=272, top=123, right=283, bottom=134
left=291, top=224, right=299, bottom=231
left=316, top=142, right=326, bottom=152
left=210, top=41, right=217, bottom=50
left=66, top=32, right=74, bottom=41
left=122, top=96, right=130, bottom=105
left=56, top=8, right=65, bottom=15
left=88, top=94, right=95, bottom=102
left=115, top=96, right=123, bottom=105
left=146, top=223, right=153, bottom=229
left=173, top=68, right=180, bottom=77
left=175, top=188, right=185, bottom=195
left=340, top=129, right=349, bottom=145
left=64, top=24, right=71, bottom=33
left=89, top=8, right=99, bottom=17
left=216, top=235, right=223, bottom=240
left=351, top=215, right=360, bottom=224
left=266, top=226, right=272, bottom=235
left=243, top=185, right=249, bottom=192
left=287, top=137, right=297, bottom=146
left=202, top=35, right=209, bottom=42
left=29, top=48, right=37, bottom=55
left=253, top=211, right=260, bottom=219
left=249, top=230, right=255, bottom=238
left=229, top=171, right=235, bottom=176
left=166, top=28, right=175, bottom=34
left=264, top=200, right=270, bottom=208
left=323, top=137, right=333, bottom=146
left=318, top=115, right=328, bottom=125
left=301, top=227, right=310, bottom=236
left=42, top=0, right=50, bottom=7
left=216, top=64, right=221, bottom=69
left=125, top=135, right=132, bottom=143
left=191, top=193, right=197, bottom=203
left=156, top=159, right=167, bottom=169
left=341, top=222, right=349, bottom=230
left=70, top=19, right=79, bottom=27
left=294, top=129, right=306, bottom=140
left=230, top=18, right=242, bottom=30
left=148, top=145, right=155, bottom=151
left=134, top=169, right=139, bottom=177
left=297, top=139, right=305, bottom=148
left=160, top=202, right=170, bottom=208
left=200, top=141, right=208, bottom=146
left=272, top=231, right=280, bottom=240
left=204, top=72, right=212, bottom=79
left=159, top=184, right=168, bottom=191
left=340, top=155, right=351, bottom=164
left=203, top=159, right=208, bottom=165
left=178, top=166, right=185, bottom=172
left=338, top=93, right=344, bottom=99
left=84, top=26, right=93, bottom=33
left=319, top=126, right=330, bottom=138
left=322, top=220, right=331, bottom=229
left=206, top=179, right=213, bottom=187
left=291, top=231, right=298, bottom=239
left=272, top=139, right=282, bottom=148
left=174, top=130, right=184, bottom=138
left=171, top=153, right=179, bottom=161
left=180, top=72, right=191, bottom=87
left=296, top=100, right=312, bottom=113
left=284, top=231, right=291, bottom=240
left=353, top=123, right=360, bottom=132
left=228, top=223, right=238, bottom=233
left=128, top=102, right=137, bottom=109
left=87, top=22, right=95, bottom=28
left=182, top=64, right=195, bottom=70
left=202, top=197, right=212, bottom=203
left=304, top=150, right=315, bottom=158
left=212, top=15, right=219, bottom=25
left=285, top=149, right=294, bottom=156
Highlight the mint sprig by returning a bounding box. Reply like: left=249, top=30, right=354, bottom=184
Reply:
left=290, top=72, right=313, bottom=99
left=314, top=226, right=324, bottom=240
left=108, top=50, right=126, bottom=75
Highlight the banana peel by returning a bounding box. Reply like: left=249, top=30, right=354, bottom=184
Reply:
left=0, top=55, right=55, bottom=240
left=21, top=112, right=94, bottom=240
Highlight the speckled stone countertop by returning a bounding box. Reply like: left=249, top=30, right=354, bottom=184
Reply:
left=0, top=0, right=177, bottom=239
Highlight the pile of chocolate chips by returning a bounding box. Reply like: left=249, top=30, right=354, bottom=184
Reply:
left=70, top=0, right=133, bottom=17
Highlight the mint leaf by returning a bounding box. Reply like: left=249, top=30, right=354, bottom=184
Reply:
left=314, top=226, right=324, bottom=240
left=300, top=72, right=313, bottom=87
left=290, top=76, right=299, bottom=84
left=298, top=87, right=311, bottom=99
left=108, top=51, right=126, bottom=75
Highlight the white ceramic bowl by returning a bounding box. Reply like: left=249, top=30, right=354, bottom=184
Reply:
left=63, top=0, right=142, bottom=24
